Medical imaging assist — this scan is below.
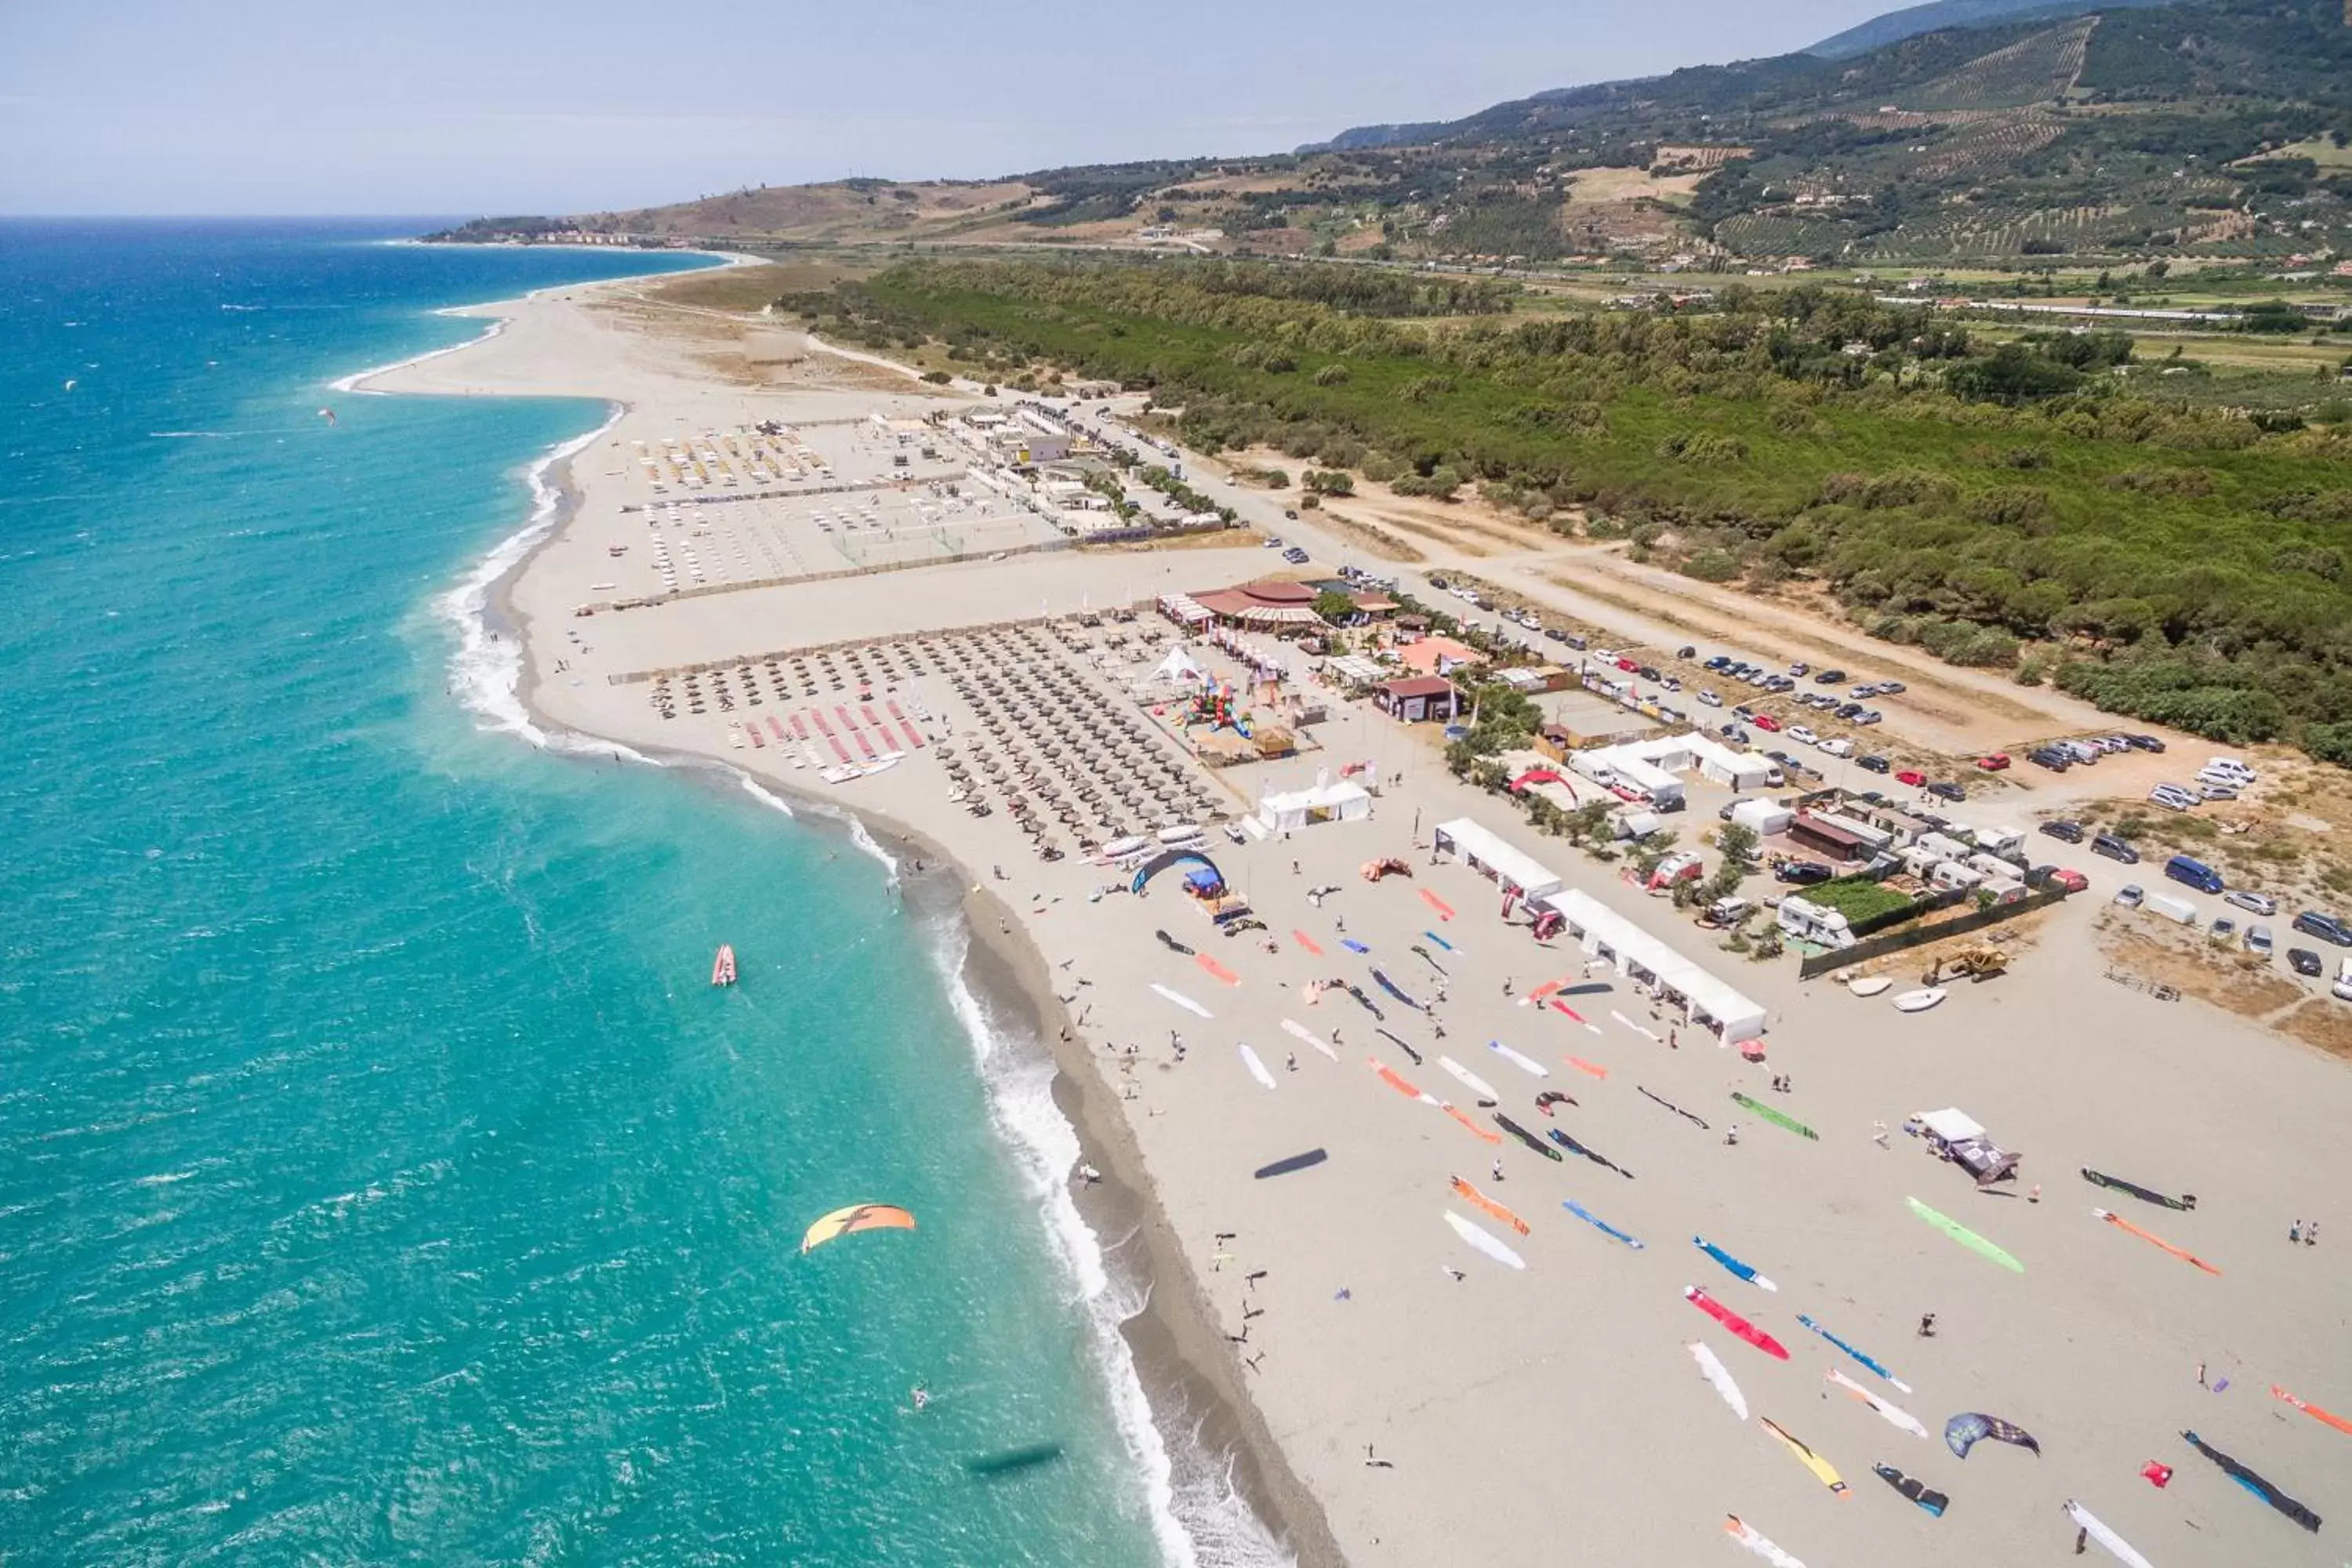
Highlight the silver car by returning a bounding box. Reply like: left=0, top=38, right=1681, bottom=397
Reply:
left=2247, top=924, right=2274, bottom=956
left=2226, top=889, right=2278, bottom=917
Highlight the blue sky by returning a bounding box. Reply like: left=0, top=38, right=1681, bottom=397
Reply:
left=2, top=0, right=1896, bottom=215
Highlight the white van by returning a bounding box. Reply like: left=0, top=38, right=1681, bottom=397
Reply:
left=2205, top=757, right=2257, bottom=782
left=2335, top=958, right=2352, bottom=1004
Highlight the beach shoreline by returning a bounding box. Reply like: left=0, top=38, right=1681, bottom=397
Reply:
left=387, top=270, right=1334, bottom=1566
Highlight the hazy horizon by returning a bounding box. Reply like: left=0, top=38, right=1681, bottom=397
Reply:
left=5, top=0, right=1899, bottom=216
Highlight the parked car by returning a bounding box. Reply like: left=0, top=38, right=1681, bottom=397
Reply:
left=1926, top=781, right=1966, bottom=803
left=2292, top=911, right=2352, bottom=947
left=1675, top=645, right=1697, bottom=659
left=1818, top=738, right=1854, bottom=758
left=1775, top=860, right=1835, bottom=885
left=1720, top=724, right=1751, bottom=744
left=1544, top=626, right=1569, bottom=643
left=2049, top=868, right=2089, bottom=894
left=1977, top=753, right=2011, bottom=771
left=2114, top=884, right=2145, bottom=909
left=2125, top=734, right=2165, bottom=753
left=2247, top=924, right=2274, bottom=956
left=1752, top=714, right=1782, bottom=733
left=2029, top=749, right=2071, bottom=773
left=1704, top=655, right=1730, bottom=671
left=1787, top=724, right=1819, bottom=746
left=1814, top=668, right=1847, bottom=684
left=2039, top=820, right=2085, bottom=844
left=1835, top=702, right=1864, bottom=720
left=2147, top=786, right=2195, bottom=811
left=1854, top=711, right=1883, bottom=726
left=1789, top=662, right=1810, bottom=676
left=2199, top=782, right=2240, bottom=802
left=2225, top=889, right=2278, bottom=916
left=1896, top=769, right=1926, bottom=787
left=1283, top=509, right=1298, bottom=521
left=2092, top=833, right=2141, bottom=864
left=1857, top=755, right=1891, bottom=775
left=2209, top=916, right=2238, bottom=944
left=1638, top=665, right=1663, bottom=683
left=2290, top=948, right=2325, bottom=977
left=1878, top=681, right=1907, bottom=695
left=1697, top=689, right=1722, bottom=707
left=2336, top=959, right=2352, bottom=1004
left=1614, top=657, right=1639, bottom=673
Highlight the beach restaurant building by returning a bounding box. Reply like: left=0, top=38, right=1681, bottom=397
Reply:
left=1432, top=818, right=1566, bottom=902
left=1534, top=888, right=1767, bottom=1042
left=1377, top=676, right=1459, bottom=724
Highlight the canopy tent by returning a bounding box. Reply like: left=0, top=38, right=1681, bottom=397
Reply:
left=1533, top=888, right=1768, bottom=1042
left=1432, top=818, right=1565, bottom=901
left=1257, top=776, right=1373, bottom=833
left=1151, top=645, right=1209, bottom=685
left=1156, top=593, right=1214, bottom=628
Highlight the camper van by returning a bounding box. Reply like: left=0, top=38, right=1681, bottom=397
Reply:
left=2165, top=854, right=2224, bottom=895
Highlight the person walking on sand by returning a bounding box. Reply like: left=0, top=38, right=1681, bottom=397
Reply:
left=1502, top=976, right=1514, bottom=997
left=1285, top=1052, right=1298, bottom=1073
left=2307, top=1220, right=2320, bottom=1247
left=1723, top=1124, right=1740, bottom=1146
left=1917, top=1312, right=1938, bottom=1338
left=2291, top=1220, right=2303, bottom=1244
left=1491, top=1158, right=1505, bottom=1184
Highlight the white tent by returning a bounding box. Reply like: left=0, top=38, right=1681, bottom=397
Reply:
left=1432, top=818, right=1564, bottom=900
left=1534, top=888, right=1768, bottom=1042
left=1256, top=776, right=1373, bottom=833
left=1730, top=798, right=1793, bottom=835
left=1152, top=645, right=1209, bottom=685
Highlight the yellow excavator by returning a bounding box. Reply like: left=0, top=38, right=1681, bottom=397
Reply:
left=1922, top=946, right=2009, bottom=985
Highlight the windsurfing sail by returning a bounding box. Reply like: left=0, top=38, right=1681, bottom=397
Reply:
left=1759, top=1417, right=1849, bottom=1497
left=1640, top=1085, right=1709, bottom=1130
left=1722, top=1515, right=1805, bottom=1568
left=1254, top=1149, right=1327, bottom=1178
left=1195, top=953, right=1240, bottom=985
left=1443, top=1209, right=1526, bottom=1270
left=1494, top=1113, right=1563, bottom=1161
left=1439, top=1056, right=1501, bottom=1102
left=1684, top=1286, right=1790, bottom=1359
left=2065, top=1501, right=2157, bottom=1568
left=1343, top=982, right=1383, bottom=1018
left=1534, top=1089, right=1577, bottom=1116
left=1420, top=888, right=1455, bottom=920
left=1563, top=1198, right=1642, bottom=1249
left=800, top=1203, right=916, bottom=1254
left=1907, top=1197, right=2024, bottom=1272
left=1871, top=1464, right=1947, bottom=1517
left=1548, top=1127, right=1632, bottom=1178
left=1452, top=1175, right=1530, bottom=1234
left=1694, top=1236, right=1777, bottom=1291
left=1410, top=943, right=1447, bottom=975
left=1730, top=1091, right=1817, bottom=1141
left=1442, top=1102, right=1504, bottom=1144
left=2093, top=1207, right=2219, bottom=1275
left=1239, top=1044, right=1277, bottom=1090
left=2081, top=1167, right=2194, bottom=1210
left=1550, top=1000, right=1602, bottom=1033
left=1375, top=1027, right=1423, bottom=1065
left=1944, top=1413, right=2041, bottom=1461
left=1796, top=1315, right=1910, bottom=1392
left=1827, top=1369, right=1929, bottom=1439
left=1612, top=1010, right=1659, bottom=1041
left=1280, top=1018, right=1338, bottom=1061
left=2270, top=1383, right=2352, bottom=1438
left=1290, top=928, right=1324, bottom=956
left=1688, top=1341, right=1749, bottom=1419
left=2182, top=1429, right=2321, bottom=1533
left=1423, top=929, right=1455, bottom=951
left=1150, top=983, right=1212, bottom=1018
left=1341, top=938, right=1371, bottom=954
left=1371, top=967, right=1418, bottom=1008
left=1156, top=928, right=1196, bottom=955
left=1487, top=1040, right=1549, bottom=1078
left=1526, top=978, right=1565, bottom=1004
left=1565, top=1055, right=1609, bottom=1080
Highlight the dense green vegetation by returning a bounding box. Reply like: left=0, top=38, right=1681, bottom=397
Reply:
left=786, top=256, right=2352, bottom=758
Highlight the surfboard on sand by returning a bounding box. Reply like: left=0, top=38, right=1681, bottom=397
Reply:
left=1488, top=1040, right=1550, bottom=1078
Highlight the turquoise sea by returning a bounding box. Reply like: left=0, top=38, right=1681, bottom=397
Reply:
left=0, top=221, right=1247, bottom=1566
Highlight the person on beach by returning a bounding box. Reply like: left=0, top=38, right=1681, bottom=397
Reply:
left=2291, top=1220, right=2303, bottom=1243
left=1917, top=1313, right=1938, bottom=1338
left=2307, top=1220, right=2320, bottom=1247
left=1491, top=1158, right=1505, bottom=1183
left=1724, top=1124, right=1740, bottom=1146
left=1285, top=1052, right=1298, bottom=1073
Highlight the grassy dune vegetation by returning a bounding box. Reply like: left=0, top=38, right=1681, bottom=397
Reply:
left=784, top=259, right=2352, bottom=760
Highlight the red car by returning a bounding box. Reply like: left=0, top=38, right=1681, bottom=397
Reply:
left=1976, top=753, right=2011, bottom=771
left=1896, top=768, right=1926, bottom=787
left=1615, top=657, right=1640, bottom=673
left=1751, top=713, right=1782, bottom=732
left=2050, top=868, right=2089, bottom=893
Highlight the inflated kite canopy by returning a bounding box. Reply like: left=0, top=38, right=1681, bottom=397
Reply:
left=800, top=1203, right=917, bottom=1254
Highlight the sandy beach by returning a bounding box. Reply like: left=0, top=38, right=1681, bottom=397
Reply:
left=365, top=264, right=2352, bottom=1568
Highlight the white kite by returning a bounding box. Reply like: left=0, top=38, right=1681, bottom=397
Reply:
left=2064, top=1502, right=2156, bottom=1568
left=1151, top=983, right=1212, bottom=1019
left=1687, top=1341, right=1749, bottom=1421
left=1280, top=1018, right=1338, bottom=1061
left=1239, top=1044, right=1277, bottom=1090
left=1439, top=1055, right=1501, bottom=1102
left=1443, top=1210, right=1526, bottom=1270
left=1486, top=1040, right=1550, bottom=1078
left=1722, top=1515, right=1805, bottom=1568
left=1824, top=1368, right=1929, bottom=1439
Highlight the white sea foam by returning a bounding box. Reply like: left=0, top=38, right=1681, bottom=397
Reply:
left=927, top=918, right=1290, bottom=1568
left=736, top=775, right=796, bottom=819
left=331, top=314, right=506, bottom=395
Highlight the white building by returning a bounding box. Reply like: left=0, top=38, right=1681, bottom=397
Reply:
left=1432, top=818, right=1565, bottom=901
left=1534, top=888, right=1768, bottom=1041
left=1570, top=731, right=1778, bottom=810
